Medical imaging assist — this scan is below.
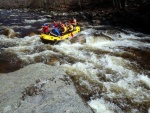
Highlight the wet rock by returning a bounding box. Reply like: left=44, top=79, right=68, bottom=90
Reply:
left=2, top=27, right=17, bottom=38
left=47, top=57, right=59, bottom=65
left=28, top=32, right=37, bottom=37
left=70, top=34, right=86, bottom=44
left=78, top=22, right=89, bottom=27
left=93, top=34, right=113, bottom=42
left=92, top=20, right=101, bottom=26
left=50, top=11, right=58, bottom=16
left=0, top=52, right=23, bottom=73
left=84, top=12, right=93, bottom=20
left=106, top=29, right=121, bottom=35
left=79, top=12, right=87, bottom=19
left=0, top=63, right=93, bottom=113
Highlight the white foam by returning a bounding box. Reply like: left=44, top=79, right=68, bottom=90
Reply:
left=18, top=50, right=59, bottom=63
left=12, top=25, right=32, bottom=29
left=24, top=18, right=47, bottom=23
left=24, top=19, right=37, bottom=23
left=100, top=55, right=136, bottom=77
left=54, top=42, right=87, bottom=60
left=88, top=98, right=122, bottom=113
left=103, top=73, right=150, bottom=102
left=138, top=74, right=150, bottom=88
left=63, top=62, right=99, bottom=81
left=80, top=28, right=95, bottom=35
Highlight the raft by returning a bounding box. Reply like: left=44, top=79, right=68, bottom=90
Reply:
left=40, top=26, right=80, bottom=43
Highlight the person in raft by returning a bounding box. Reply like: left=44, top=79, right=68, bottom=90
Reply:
left=53, top=21, right=59, bottom=28
left=42, top=23, right=49, bottom=34
left=60, top=23, right=68, bottom=35
left=69, top=17, right=77, bottom=27
left=67, top=23, right=74, bottom=32
left=50, top=25, right=61, bottom=36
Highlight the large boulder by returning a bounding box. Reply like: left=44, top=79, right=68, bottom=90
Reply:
left=0, top=63, right=93, bottom=113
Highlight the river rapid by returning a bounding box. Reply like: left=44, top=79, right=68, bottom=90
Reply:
left=0, top=9, right=150, bottom=113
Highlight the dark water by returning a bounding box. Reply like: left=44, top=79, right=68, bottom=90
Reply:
left=0, top=9, right=49, bottom=37
left=0, top=9, right=150, bottom=113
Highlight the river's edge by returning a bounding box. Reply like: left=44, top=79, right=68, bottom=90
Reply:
left=0, top=63, right=94, bottom=113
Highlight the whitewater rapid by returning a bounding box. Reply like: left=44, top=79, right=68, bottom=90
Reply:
left=0, top=27, right=150, bottom=113
left=0, top=9, right=150, bottom=113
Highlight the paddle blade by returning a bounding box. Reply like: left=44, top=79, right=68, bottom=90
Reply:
left=71, top=32, right=74, bottom=38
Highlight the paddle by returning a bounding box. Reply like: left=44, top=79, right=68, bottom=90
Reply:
left=70, top=32, right=74, bottom=38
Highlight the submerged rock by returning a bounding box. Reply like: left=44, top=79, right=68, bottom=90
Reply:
left=28, top=32, right=37, bottom=37
left=2, top=27, right=17, bottom=38
left=0, top=63, right=93, bottom=113
left=71, top=34, right=86, bottom=44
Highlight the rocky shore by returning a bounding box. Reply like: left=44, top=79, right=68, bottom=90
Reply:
left=0, top=63, right=93, bottom=113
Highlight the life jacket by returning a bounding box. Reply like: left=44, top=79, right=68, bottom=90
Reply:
left=53, top=21, right=58, bottom=28
left=61, top=25, right=67, bottom=34
left=42, top=26, right=49, bottom=33
left=68, top=24, right=74, bottom=31
left=53, top=28, right=61, bottom=36
left=70, top=19, right=77, bottom=26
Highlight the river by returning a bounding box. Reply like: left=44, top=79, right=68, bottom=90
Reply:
left=0, top=9, right=150, bottom=113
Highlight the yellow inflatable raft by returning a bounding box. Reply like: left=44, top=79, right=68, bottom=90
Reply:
left=40, top=26, right=80, bottom=43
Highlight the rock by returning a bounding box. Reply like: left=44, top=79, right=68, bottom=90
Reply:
left=78, top=22, right=89, bottom=27
left=0, top=63, right=93, bottom=113
left=28, top=32, right=37, bottom=37
left=47, top=57, right=60, bottom=66
left=2, top=27, right=17, bottom=38
left=92, top=20, right=101, bottom=26
left=106, top=29, right=121, bottom=35
left=70, top=34, right=86, bottom=44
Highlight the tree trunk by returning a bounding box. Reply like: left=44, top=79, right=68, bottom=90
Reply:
left=113, top=0, right=127, bottom=11
left=113, top=0, right=120, bottom=10
left=78, top=0, right=82, bottom=9
left=120, top=0, right=127, bottom=10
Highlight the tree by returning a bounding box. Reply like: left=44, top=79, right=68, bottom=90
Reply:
left=113, top=0, right=127, bottom=11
